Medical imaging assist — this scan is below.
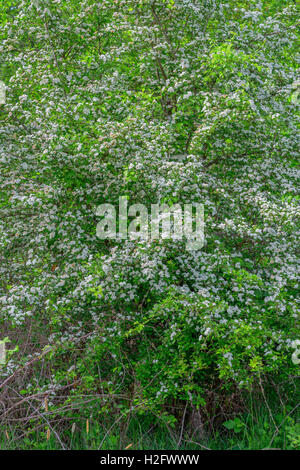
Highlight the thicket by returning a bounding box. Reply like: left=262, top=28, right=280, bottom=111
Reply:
left=0, top=0, right=299, bottom=449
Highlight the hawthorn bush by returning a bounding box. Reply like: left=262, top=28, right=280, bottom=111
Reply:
left=0, top=0, right=299, bottom=444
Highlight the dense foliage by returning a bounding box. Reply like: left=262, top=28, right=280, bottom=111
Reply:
left=0, top=0, right=299, bottom=447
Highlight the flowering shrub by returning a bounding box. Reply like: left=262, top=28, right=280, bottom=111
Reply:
left=0, top=0, right=299, bottom=434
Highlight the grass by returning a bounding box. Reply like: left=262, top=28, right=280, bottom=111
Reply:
left=1, top=396, right=299, bottom=450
